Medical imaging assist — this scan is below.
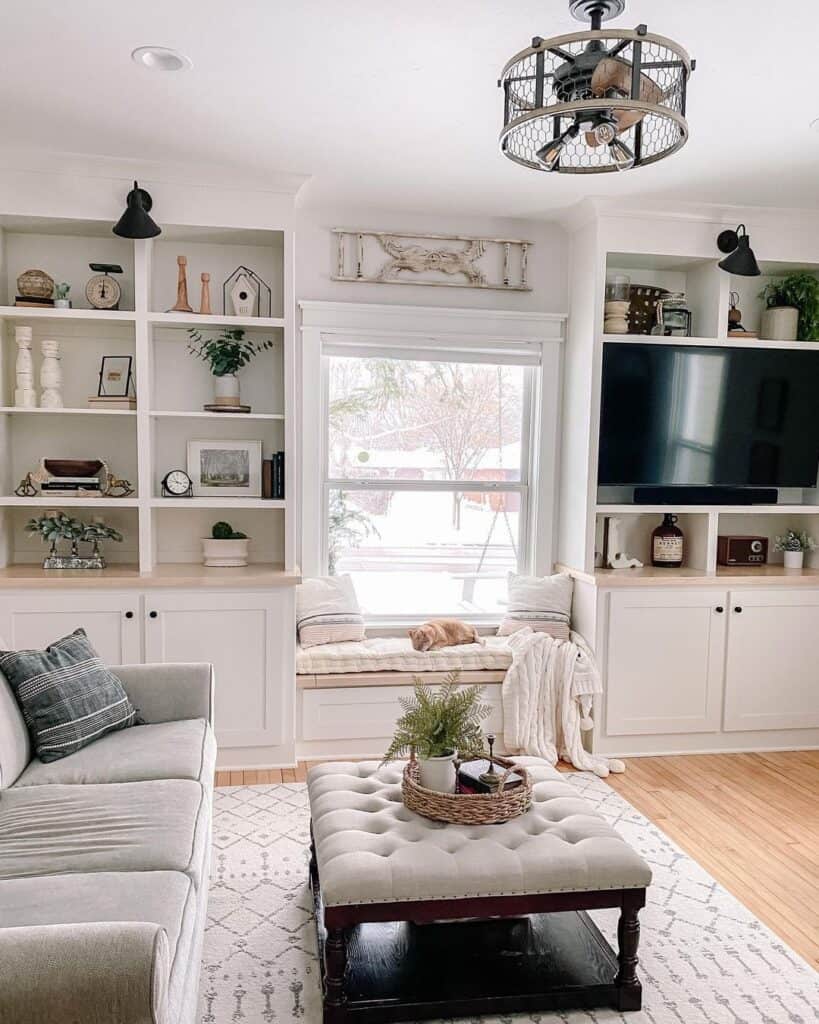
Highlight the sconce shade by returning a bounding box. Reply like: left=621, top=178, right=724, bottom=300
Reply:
left=113, top=181, right=161, bottom=238
left=717, top=225, right=760, bottom=277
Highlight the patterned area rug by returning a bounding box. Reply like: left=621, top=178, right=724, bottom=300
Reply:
left=200, top=774, right=819, bottom=1023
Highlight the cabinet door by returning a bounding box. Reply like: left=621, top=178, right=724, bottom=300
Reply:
left=724, top=589, right=819, bottom=731
left=144, top=589, right=293, bottom=748
left=0, top=591, right=141, bottom=664
left=606, top=589, right=727, bottom=735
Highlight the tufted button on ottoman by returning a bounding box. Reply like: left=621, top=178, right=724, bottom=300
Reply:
left=308, top=760, right=651, bottom=1023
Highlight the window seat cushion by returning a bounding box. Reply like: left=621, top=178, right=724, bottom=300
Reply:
left=296, top=636, right=513, bottom=675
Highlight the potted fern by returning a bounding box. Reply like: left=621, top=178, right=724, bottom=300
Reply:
left=382, top=673, right=491, bottom=793
left=202, top=521, right=249, bottom=567
left=760, top=272, right=819, bottom=342
left=774, top=529, right=816, bottom=569
left=187, top=327, right=274, bottom=411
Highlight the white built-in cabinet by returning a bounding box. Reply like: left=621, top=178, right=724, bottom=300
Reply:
left=596, top=584, right=819, bottom=752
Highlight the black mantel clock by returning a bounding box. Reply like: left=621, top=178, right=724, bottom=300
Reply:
left=161, top=469, right=193, bottom=498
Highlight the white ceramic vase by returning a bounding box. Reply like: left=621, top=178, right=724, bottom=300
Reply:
left=783, top=549, right=804, bottom=569
left=418, top=751, right=457, bottom=793
left=760, top=306, right=799, bottom=342
left=213, top=373, right=240, bottom=408
left=201, top=537, right=250, bottom=567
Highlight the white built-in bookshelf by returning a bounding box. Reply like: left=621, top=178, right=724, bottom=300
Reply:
left=0, top=216, right=295, bottom=575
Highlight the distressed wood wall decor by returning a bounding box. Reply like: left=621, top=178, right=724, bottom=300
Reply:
left=332, top=229, right=533, bottom=291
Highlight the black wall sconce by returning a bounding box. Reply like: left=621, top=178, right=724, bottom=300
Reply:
left=113, top=180, right=161, bottom=239
left=717, top=224, right=760, bottom=277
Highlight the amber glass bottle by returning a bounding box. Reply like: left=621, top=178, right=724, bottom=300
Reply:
left=652, top=513, right=684, bottom=567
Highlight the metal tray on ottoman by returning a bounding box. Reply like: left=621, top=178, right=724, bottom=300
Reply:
left=307, top=761, right=652, bottom=1023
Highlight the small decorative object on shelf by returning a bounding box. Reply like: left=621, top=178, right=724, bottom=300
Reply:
left=39, top=338, right=64, bottom=408
left=223, top=265, right=272, bottom=318
left=199, top=272, right=212, bottom=315
left=102, top=477, right=135, bottom=498
left=759, top=272, right=819, bottom=342
left=262, top=451, right=286, bottom=500
left=775, top=529, right=816, bottom=570
left=171, top=255, right=194, bottom=313
left=53, top=282, right=71, bottom=309
left=650, top=293, right=692, bottom=337
left=26, top=511, right=122, bottom=570
left=14, top=473, right=37, bottom=497
left=604, top=274, right=631, bottom=333
left=202, top=521, right=249, bottom=567
left=161, top=469, right=193, bottom=498
left=652, top=513, right=684, bottom=567
left=16, top=268, right=55, bottom=307
left=603, top=516, right=643, bottom=569
left=85, top=264, right=123, bottom=310
left=187, top=327, right=273, bottom=412
left=96, top=355, right=135, bottom=399
left=726, top=290, right=757, bottom=338
left=382, top=673, right=492, bottom=794
left=20, top=458, right=130, bottom=499
left=717, top=535, right=768, bottom=566
left=14, top=326, right=37, bottom=408
left=626, top=284, right=668, bottom=334
left=187, top=439, right=263, bottom=497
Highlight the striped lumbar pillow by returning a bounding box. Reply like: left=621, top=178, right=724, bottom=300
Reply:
left=296, top=575, right=366, bottom=648
left=497, top=572, right=573, bottom=640
left=0, top=628, right=137, bottom=762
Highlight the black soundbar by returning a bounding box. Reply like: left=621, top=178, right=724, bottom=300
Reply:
left=633, top=486, right=778, bottom=506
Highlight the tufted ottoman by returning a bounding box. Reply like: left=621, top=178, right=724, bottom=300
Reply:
left=308, top=760, right=652, bottom=1023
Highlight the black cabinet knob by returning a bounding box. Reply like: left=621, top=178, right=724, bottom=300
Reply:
left=734, top=606, right=743, bottom=613
left=715, top=606, right=724, bottom=613
left=149, top=610, right=158, bottom=619
left=124, top=611, right=134, bottom=619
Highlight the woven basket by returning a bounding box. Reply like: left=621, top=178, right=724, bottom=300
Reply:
left=402, top=754, right=532, bottom=825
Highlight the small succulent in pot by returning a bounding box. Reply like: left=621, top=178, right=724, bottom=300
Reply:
left=202, top=521, right=250, bottom=567
left=774, top=529, right=816, bottom=569
left=382, top=672, right=492, bottom=793
left=53, top=282, right=71, bottom=308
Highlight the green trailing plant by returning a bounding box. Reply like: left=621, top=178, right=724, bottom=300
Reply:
left=760, top=272, right=819, bottom=341
left=187, top=327, right=274, bottom=377
left=774, top=529, right=816, bottom=553
left=53, top=282, right=70, bottom=300
left=211, top=521, right=247, bottom=540
left=382, top=673, right=492, bottom=762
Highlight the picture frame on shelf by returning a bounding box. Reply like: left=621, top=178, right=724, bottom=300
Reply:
left=187, top=439, right=262, bottom=497
left=97, top=355, right=134, bottom=398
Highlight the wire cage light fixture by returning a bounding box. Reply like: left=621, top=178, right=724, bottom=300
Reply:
left=499, top=0, right=694, bottom=174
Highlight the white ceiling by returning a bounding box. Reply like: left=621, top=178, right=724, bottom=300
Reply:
left=4, top=0, right=818, bottom=218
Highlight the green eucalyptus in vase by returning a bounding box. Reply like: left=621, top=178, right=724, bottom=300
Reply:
left=760, top=272, right=819, bottom=342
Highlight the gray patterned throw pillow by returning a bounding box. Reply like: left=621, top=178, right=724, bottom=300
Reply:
left=0, top=628, right=137, bottom=762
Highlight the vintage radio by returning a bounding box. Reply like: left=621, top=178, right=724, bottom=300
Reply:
left=717, top=535, right=768, bottom=566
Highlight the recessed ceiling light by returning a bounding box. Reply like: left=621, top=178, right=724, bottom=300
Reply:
left=131, top=46, right=192, bottom=72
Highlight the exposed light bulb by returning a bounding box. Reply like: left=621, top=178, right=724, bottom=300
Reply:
left=609, top=137, right=635, bottom=171
left=536, top=137, right=565, bottom=170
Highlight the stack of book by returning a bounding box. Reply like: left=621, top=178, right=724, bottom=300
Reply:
left=40, top=476, right=102, bottom=494
left=457, top=757, right=525, bottom=794
left=87, top=396, right=137, bottom=411
left=262, top=451, right=285, bottom=500
left=15, top=295, right=54, bottom=308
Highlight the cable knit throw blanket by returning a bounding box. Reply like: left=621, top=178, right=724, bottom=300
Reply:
left=501, top=628, right=625, bottom=777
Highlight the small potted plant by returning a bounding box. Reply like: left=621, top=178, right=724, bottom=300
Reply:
left=26, top=511, right=122, bottom=568
left=774, top=529, right=816, bottom=569
left=759, top=272, right=819, bottom=342
left=202, top=521, right=249, bottom=567
left=382, top=674, right=491, bottom=793
left=187, top=327, right=274, bottom=411
left=53, top=282, right=71, bottom=309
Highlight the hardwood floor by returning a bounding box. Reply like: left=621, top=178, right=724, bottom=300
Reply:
left=215, top=751, right=819, bottom=969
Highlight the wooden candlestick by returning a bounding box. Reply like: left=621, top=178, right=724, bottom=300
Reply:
left=172, top=255, right=193, bottom=313
left=199, top=272, right=212, bottom=315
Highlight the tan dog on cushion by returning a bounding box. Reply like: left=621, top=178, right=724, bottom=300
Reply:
left=408, top=619, right=484, bottom=652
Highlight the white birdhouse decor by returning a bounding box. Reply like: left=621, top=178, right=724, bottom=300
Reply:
left=229, top=274, right=257, bottom=317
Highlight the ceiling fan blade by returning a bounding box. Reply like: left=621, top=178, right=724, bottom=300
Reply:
left=584, top=57, right=664, bottom=147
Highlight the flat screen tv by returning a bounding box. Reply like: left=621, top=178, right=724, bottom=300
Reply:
left=598, top=343, right=819, bottom=489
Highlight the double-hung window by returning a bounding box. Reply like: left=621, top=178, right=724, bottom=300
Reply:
left=321, top=336, right=541, bottom=620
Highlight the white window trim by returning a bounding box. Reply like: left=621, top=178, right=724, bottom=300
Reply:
left=298, top=300, right=566, bottom=624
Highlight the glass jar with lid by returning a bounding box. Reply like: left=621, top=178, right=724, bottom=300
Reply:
left=651, top=292, right=692, bottom=337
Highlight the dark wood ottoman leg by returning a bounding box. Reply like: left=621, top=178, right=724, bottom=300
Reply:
left=615, top=889, right=645, bottom=1011
left=323, top=926, right=348, bottom=1023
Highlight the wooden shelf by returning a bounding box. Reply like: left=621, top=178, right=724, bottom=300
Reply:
left=0, top=305, right=136, bottom=323
left=0, top=562, right=300, bottom=588
left=559, top=563, right=819, bottom=588
left=0, top=406, right=136, bottom=417
left=596, top=504, right=819, bottom=515
left=150, top=410, right=284, bottom=420
left=0, top=496, right=140, bottom=508
left=150, top=497, right=285, bottom=509
left=149, top=311, right=285, bottom=330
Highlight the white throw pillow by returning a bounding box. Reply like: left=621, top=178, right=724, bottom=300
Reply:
left=296, top=575, right=366, bottom=648
left=497, top=572, right=573, bottom=640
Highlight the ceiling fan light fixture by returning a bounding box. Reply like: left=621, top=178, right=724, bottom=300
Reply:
left=499, top=0, right=694, bottom=174
left=717, top=224, right=761, bottom=277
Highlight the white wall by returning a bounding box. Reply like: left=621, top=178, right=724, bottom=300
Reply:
left=294, top=204, right=567, bottom=313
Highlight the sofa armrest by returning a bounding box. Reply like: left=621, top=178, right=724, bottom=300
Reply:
left=114, top=662, right=214, bottom=726
left=0, top=921, right=169, bottom=1024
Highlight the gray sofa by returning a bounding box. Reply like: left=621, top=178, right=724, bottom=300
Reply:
left=0, top=662, right=216, bottom=1024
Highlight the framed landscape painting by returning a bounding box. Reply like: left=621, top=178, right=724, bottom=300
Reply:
left=187, top=439, right=262, bottom=497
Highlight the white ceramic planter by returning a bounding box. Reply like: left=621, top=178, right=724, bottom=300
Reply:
left=760, top=306, right=799, bottom=342
left=213, top=373, right=240, bottom=407
left=783, top=549, right=804, bottom=569
left=201, top=537, right=250, bottom=567
left=54, top=299, right=71, bottom=309
left=418, top=751, right=457, bottom=793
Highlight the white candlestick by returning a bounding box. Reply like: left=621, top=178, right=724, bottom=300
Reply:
left=40, top=338, right=63, bottom=408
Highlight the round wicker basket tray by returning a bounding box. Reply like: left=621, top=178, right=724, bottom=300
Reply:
left=402, top=754, right=532, bottom=826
